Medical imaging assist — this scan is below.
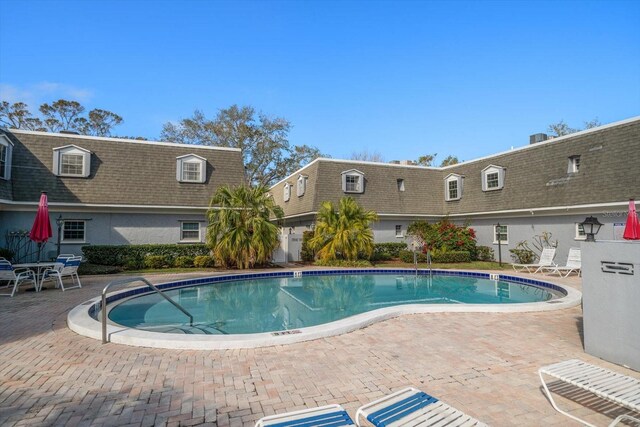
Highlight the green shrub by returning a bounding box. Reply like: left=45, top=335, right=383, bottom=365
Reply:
left=509, top=241, right=537, bottom=264
left=399, top=250, right=428, bottom=263
left=0, top=247, right=14, bottom=262
left=373, top=242, right=407, bottom=258
left=78, top=263, right=124, bottom=275
left=82, top=244, right=210, bottom=266
left=124, top=259, right=144, bottom=270
left=407, top=219, right=477, bottom=254
left=194, top=255, right=216, bottom=268
left=144, top=255, right=169, bottom=269
left=431, top=250, right=471, bottom=263
left=510, top=248, right=536, bottom=264
left=371, top=251, right=392, bottom=261
left=475, top=245, right=494, bottom=261
left=314, top=259, right=373, bottom=268
left=174, top=256, right=194, bottom=268
left=300, top=230, right=315, bottom=262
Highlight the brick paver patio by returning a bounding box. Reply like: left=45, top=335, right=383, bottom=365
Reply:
left=1, top=269, right=638, bottom=426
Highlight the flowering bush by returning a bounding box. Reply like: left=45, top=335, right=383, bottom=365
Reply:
left=407, top=219, right=478, bottom=259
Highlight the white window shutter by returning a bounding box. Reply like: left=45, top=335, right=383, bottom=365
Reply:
left=53, top=150, right=60, bottom=176
left=4, top=144, right=11, bottom=180
left=444, top=180, right=449, bottom=201
left=498, top=168, right=505, bottom=189
left=82, top=152, right=91, bottom=178
left=341, top=174, right=347, bottom=192
left=199, top=159, right=206, bottom=183
left=458, top=177, right=463, bottom=198
left=481, top=171, right=487, bottom=191
left=176, top=159, right=182, bottom=181
left=357, top=175, right=363, bottom=193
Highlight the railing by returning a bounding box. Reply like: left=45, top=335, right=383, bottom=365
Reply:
left=101, top=276, right=194, bottom=344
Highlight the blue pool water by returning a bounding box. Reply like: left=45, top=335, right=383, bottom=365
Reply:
left=108, top=274, right=559, bottom=335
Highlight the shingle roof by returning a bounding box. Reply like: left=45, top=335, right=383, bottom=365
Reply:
left=2, top=129, right=245, bottom=207
left=272, top=117, right=640, bottom=218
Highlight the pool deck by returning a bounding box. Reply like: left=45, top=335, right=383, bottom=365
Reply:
left=1, top=268, right=638, bottom=426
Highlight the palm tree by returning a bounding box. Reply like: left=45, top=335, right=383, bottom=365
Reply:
left=309, top=197, right=378, bottom=261
left=207, top=184, right=283, bottom=269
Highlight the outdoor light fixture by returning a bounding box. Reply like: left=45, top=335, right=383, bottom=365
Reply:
left=579, top=216, right=603, bottom=242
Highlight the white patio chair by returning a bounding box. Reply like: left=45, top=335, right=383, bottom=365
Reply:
left=512, top=247, right=557, bottom=273
left=255, top=404, right=355, bottom=427
left=355, top=387, right=487, bottom=426
left=40, top=255, right=82, bottom=291
left=0, top=260, right=38, bottom=297
left=541, top=247, right=581, bottom=277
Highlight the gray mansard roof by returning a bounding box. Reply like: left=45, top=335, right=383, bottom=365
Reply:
left=271, top=117, right=640, bottom=219
left=0, top=129, right=245, bottom=208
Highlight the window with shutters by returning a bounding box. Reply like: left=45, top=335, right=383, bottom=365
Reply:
left=53, top=145, right=91, bottom=177
left=341, top=169, right=364, bottom=193
left=176, top=154, right=207, bottom=183
left=481, top=165, right=505, bottom=191
left=0, top=135, right=11, bottom=180
left=444, top=173, right=463, bottom=201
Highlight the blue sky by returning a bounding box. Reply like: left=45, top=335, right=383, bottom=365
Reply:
left=1, top=0, right=639, bottom=163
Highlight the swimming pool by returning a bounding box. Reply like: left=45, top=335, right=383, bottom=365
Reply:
left=68, top=269, right=581, bottom=349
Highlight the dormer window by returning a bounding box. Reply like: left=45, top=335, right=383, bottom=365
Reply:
left=283, top=182, right=292, bottom=201
left=568, top=155, right=580, bottom=173
left=53, top=145, right=91, bottom=177
left=481, top=165, right=505, bottom=191
left=341, top=169, right=364, bottom=193
left=297, top=175, right=308, bottom=197
left=444, top=173, right=463, bottom=201
left=176, top=154, right=206, bottom=183
left=0, top=135, right=13, bottom=180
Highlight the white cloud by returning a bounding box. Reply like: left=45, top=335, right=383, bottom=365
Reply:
left=0, top=82, right=94, bottom=109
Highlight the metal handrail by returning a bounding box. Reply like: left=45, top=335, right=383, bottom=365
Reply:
left=101, top=276, right=194, bottom=344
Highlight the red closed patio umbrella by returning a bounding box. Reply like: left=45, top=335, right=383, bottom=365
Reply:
left=29, top=192, right=53, bottom=261
left=623, top=199, right=640, bottom=240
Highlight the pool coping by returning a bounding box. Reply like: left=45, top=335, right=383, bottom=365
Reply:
left=67, top=268, right=582, bottom=350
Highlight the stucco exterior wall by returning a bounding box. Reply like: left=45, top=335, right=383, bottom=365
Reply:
left=1, top=210, right=207, bottom=260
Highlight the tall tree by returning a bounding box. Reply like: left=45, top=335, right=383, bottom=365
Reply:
left=309, top=197, right=378, bottom=262
left=162, top=105, right=326, bottom=186
left=39, top=99, right=87, bottom=132
left=206, top=184, right=284, bottom=269
left=547, top=118, right=601, bottom=137
left=416, top=153, right=437, bottom=166
left=350, top=150, right=384, bottom=162
left=0, top=101, right=45, bottom=130
left=440, top=155, right=459, bottom=166
left=83, top=109, right=123, bottom=136
left=1, top=99, right=125, bottom=136
left=547, top=120, right=577, bottom=137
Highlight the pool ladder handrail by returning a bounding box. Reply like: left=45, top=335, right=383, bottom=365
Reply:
left=101, top=276, right=194, bottom=344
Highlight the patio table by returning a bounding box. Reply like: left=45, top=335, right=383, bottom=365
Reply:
left=13, top=262, right=57, bottom=291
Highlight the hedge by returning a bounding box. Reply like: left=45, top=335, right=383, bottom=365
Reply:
left=399, top=249, right=471, bottom=263
left=82, top=244, right=210, bottom=267
left=373, top=242, right=407, bottom=258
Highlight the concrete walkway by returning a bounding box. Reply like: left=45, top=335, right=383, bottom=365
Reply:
left=0, top=269, right=638, bottom=426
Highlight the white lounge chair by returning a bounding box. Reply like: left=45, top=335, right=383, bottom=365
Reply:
left=0, top=260, right=38, bottom=297
left=255, top=404, right=355, bottom=427
left=539, top=359, right=640, bottom=427
left=512, top=247, right=556, bottom=273
left=40, top=255, right=82, bottom=291
left=541, top=247, right=581, bottom=277
left=355, top=387, right=487, bottom=426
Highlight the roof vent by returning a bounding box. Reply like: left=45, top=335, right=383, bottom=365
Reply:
left=59, top=130, right=80, bottom=135
left=529, top=133, right=548, bottom=144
